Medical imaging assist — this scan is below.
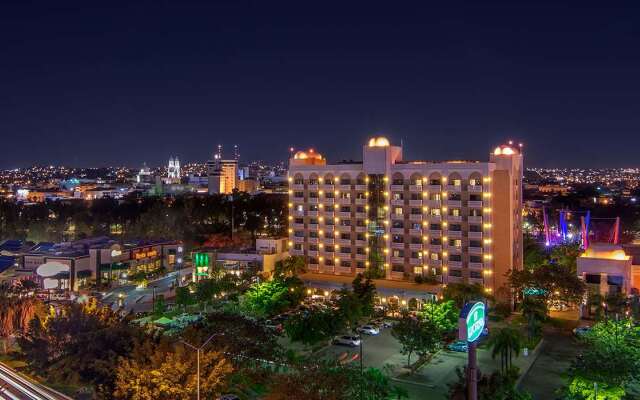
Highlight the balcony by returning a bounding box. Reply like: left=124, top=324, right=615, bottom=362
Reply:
left=338, top=198, right=352, bottom=205
left=355, top=184, right=367, bottom=191
left=391, top=212, right=404, bottom=220
left=337, top=239, right=351, bottom=246
left=391, top=199, right=404, bottom=206
left=307, top=211, right=318, bottom=217
left=293, top=209, right=305, bottom=217
left=339, top=184, right=351, bottom=191
left=447, top=184, right=462, bottom=192
left=448, top=215, right=462, bottom=223
left=468, top=215, right=483, bottom=223
left=409, top=199, right=423, bottom=207
left=390, top=184, right=404, bottom=191
left=390, top=271, right=405, bottom=280
left=427, top=184, right=441, bottom=192
left=391, top=256, right=405, bottom=264
left=308, top=223, right=319, bottom=230
left=469, top=277, right=484, bottom=285
left=447, top=245, right=462, bottom=253
left=324, top=198, right=335, bottom=205
left=308, top=263, right=319, bottom=270
left=293, top=236, right=305, bottom=243
left=468, top=231, right=483, bottom=239
left=468, top=200, right=483, bottom=208
left=291, top=183, right=304, bottom=190
left=410, top=258, right=421, bottom=265
left=448, top=260, right=463, bottom=268
left=468, top=185, right=483, bottom=193
left=409, top=228, right=422, bottom=235
left=289, top=248, right=304, bottom=256
left=409, top=214, right=422, bottom=222
left=468, top=246, right=483, bottom=254
left=308, top=197, right=318, bottom=204
left=354, top=240, right=367, bottom=246
left=308, top=184, right=319, bottom=191
left=355, top=212, right=366, bottom=218
left=308, top=237, right=319, bottom=245
left=446, top=200, right=462, bottom=208
left=336, top=266, right=353, bottom=275
left=355, top=225, right=367, bottom=233
left=429, top=259, right=443, bottom=267
left=469, top=262, right=484, bottom=269
left=338, top=212, right=351, bottom=218
left=293, top=223, right=304, bottom=229
left=391, top=242, right=405, bottom=249
left=426, top=199, right=441, bottom=208
left=409, top=243, right=423, bottom=251
left=323, top=237, right=335, bottom=245
left=448, top=230, right=463, bottom=239
left=428, top=215, right=442, bottom=223
left=390, top=228, right=404, bottom=234
left=355, top=198, right=366, bottom=205
left=429, top=244, right=442, bottom=252
left=409, top=184, right=423, bottom=192
left=429, top=229, right=442, bottom=237
left=320, top=265, right=335, bottom=273
left=308, top=250, right=319, bottom=257
left=320, top=184, right=334, bottom=191
left=355, top=253, right=367, bottom=261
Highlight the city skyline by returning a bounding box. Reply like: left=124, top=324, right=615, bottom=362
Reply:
left=2, top=1, right=640, bottom=168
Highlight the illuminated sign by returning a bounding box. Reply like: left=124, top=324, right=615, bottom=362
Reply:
left=194, top=253, right=210, bottom=277
left=459, top=302, right=486, bottom=343
left=111, top=249, right=122, bottom=257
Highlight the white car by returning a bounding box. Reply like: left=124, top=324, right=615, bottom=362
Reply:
left=357, top=325, right=380, bottom=335
left=333, top=335, right=361, bottom=347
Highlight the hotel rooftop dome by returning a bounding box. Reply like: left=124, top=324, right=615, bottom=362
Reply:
left=367, top=136, right=391, bottom=147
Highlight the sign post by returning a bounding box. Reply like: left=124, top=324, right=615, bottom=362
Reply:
left=459, top=301, right=486, bottom=400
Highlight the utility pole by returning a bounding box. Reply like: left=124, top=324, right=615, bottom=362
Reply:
left=181, top=333, right=222, bottom=400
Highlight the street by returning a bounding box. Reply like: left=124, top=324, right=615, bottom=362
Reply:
left=0, top=362, right=72, bottom=400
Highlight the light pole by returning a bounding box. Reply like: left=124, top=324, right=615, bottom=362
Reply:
left=180, top=333, right=222, bottom=400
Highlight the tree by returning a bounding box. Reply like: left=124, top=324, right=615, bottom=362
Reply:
left=508, top=262, right=586, bottom=309
left=175, top=286, right=195, bottom=311
left=564, top=319, right=640, bottom=399
left=391, top=313, right=440, bottom=368
left=523, top=234, right=546, bottom=269
left=285, top=308, right=342, bottom=346
left=443, top=283, right=486, bottom=308
left=114, top=340, right=233, bottom=400
left=418, top=300, right=459, bottom=333
left=352, top=274, right=376, bottom=317
left=273, top=255, right=306, bottom=278
left=240, top=279, right=301, bottom=317
left=487, top=326, right=524, bottom=374
left=520, top=296, right=547, bottom=340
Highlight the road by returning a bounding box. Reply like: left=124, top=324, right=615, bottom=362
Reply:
left=0, top=362, right=72, bottom=400
left=101, top=269, right=192, bottom=312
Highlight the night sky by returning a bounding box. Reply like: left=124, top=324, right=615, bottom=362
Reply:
left=1, top=1, right=639, bottom=168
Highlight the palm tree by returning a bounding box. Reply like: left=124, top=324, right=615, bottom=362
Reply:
left=488, top=326, right=524, bottom=374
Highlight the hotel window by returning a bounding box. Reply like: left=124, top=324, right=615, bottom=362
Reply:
left=392, top=249, right=404, bottom=258
left=449, top=193, right=462, bottom=201
left=340, top=206, right=350, bottom=212
left=429, top=193, right=441, bottom=201
left=356, top=192, right=366, bottom=199
left=356, top=233, right=365, bottom=241
left=325, top=245, right=335, bottom=253
left=356, top=220, right=365, bottom=227
left=325, top=204, right=335, bottom=212
left=309, top=191, right=318, bottom=198
left=430, top=208, right=441, bottom=216
left=356, top=261, right=365, bottom=268
left=309, top=178, right=319, bottom=185
left=450, top=254, right=462, bottom=262
left=392, top=193, right=403, bottom=200
left=413, top=266, right=423, bottom=274
left=340, top=246, right=351, bottom=254
left=470, top=271, right=482, bottom=279
left=325, top=191, right=335, bottom=198
left=411, top=223, right=421, bottom=230
left=411, top=207, right=421, bottom=214
left=340, top=192, right=351, bottom=199
left=294, top=178, right=304, bottom=184
left=450, top=208, right=461, bottom=216
left=309, top=244, right=318, bottom=251
left=339, top=219, right=351, bottom=227
left=295, top=217, right=304, bottom=224
left=356, top=176, right=366, bottom=185
left=429, top=179, right=441, bottom=185
left=392, top=178, right=404, bottom=185
left=449, top=269, right=462, bottom=277
left=309, top=257, right=319, bottom=264
left=324, top=177, right=334, bottom=185
left=340, top=233, right=351, bottom=240
left=309, top=231, right=318, bottom=238
left=430, top=238, right=442, bottom=245
left=469, top=208, right=482, bottom=216
left=392, top=220, right=403, bottom=229
left=356, top=247, right=365, bottom=255
left=470, top=240, right=482, bottom=248
left=341, top=178, right=352, bottom=185
left=309, top=204, right=319, bottom=211
left=449, top=239, right=462, bottom=248
left=294, top=231, right=304, bottom=237
left=410, top=236, right=422, bottom=244
left=410, top=251, right=421, bottom=259
left=325, top=218, right=334, bottom=226
left=429, top=223, right=441, bottom=230
left=469, top=224, right=482, bottom=232
left=356, top=206, right=365, bottom=213
left=410, top=193, right=421, bottom=200
left=392, top=264, right=404, bottom=272
left=294, top=191, right=304, bottom=198
left=469, top=194, right=482, bottom=201
left=325, top=258, right=334, bottom=266
left=392, top=235, right=404, bottom=243
left=410, top=177, right=422, bottom=185
left=470, top=255, right=483, bottom=263
left=309, top=218, right=318, bottom=224
left=469, top=178, right=481, bottom=186
left=340, top=260, right=351, bottom=268
left=394, top=207, right=403, bottom=215
left=451, top=179, right=462, bottom=186
left=430, top=252, right=440, bottom=261
left=450, top=224, right=462, bottom=232
left=295, top=205, right=304, bottom=212
left=294, top=243, right=303, bottom=250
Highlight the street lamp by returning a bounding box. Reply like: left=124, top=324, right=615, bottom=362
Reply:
left=180, top=333, right=223, bottom=400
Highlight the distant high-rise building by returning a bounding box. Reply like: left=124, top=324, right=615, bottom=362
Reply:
left=207, top=149, right=238, bottom=194
left=136, top=163, right=154, bottom=184
left=287, top=137, right=523, bottom=301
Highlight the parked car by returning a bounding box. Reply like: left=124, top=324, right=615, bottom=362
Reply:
left=218, top=395, right=240, bottom=400
left=357, top=325, right=380, bottom=335
left=573, top=326, right=591, bottom=337
left=447, top=340, right=469, bottom=352
left=333, top=335, right=361, bottom=347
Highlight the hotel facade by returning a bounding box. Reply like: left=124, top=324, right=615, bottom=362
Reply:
left=287, top=137, right=523, bottom=298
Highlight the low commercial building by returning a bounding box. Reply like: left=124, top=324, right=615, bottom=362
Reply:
left=577, top=243, right=640, bottom=296
left=192, top=237, right=288, bottom=281
left=19, top=237, right=183, bottom=291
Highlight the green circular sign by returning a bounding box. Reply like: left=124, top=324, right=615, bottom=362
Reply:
left=465, top=302, right=486, bottom=342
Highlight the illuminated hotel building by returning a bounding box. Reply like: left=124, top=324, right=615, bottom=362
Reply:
left=287, top=137, right=523, bottom=296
